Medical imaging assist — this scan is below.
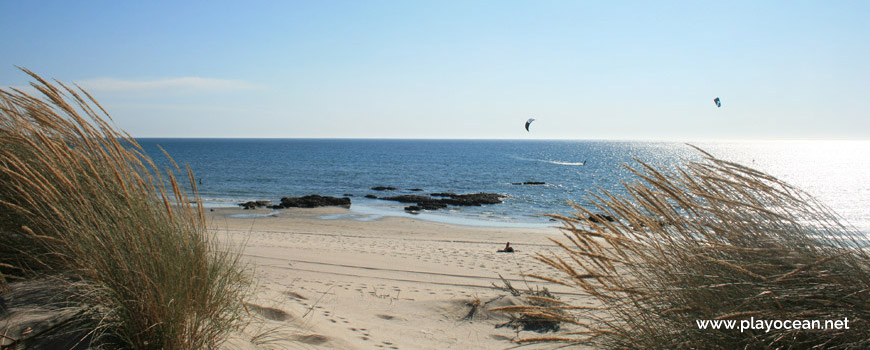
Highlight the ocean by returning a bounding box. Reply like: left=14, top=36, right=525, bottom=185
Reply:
left=137, top=139, right=870, bottom=232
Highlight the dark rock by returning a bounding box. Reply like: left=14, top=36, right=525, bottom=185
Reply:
left=343, top=193, right=354, bottom=197
left=658, top=219, right=674, bottom=226
left=407, top=188, right=424, bottom=192
left=417, top=202, right=448, bottom=210
left=379, top=195, right=432, bottom=204
left=587, top=214, right=615, bottom=223
left=510, top=182, right=523, bottom=185
left=364, top=194, right=378, bottom=199
left=371, top=186, right=397, bottom=191
left=440, top=193, right=504, bottom=206
left=238, top=200, right=271, bottom=210
left=402, top=201, right=447, bottom=212
left=275, top=195, right=351, bottom=209
left=523, top=181, right=546, bottom=185
left=429, top=192, right=456, bottom=197
left=378, top=192, right=505, bottom=211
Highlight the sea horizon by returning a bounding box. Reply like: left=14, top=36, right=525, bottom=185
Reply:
left=136, top=138, right=870, bottom=234
left=134, top=136, right=870, bottom=142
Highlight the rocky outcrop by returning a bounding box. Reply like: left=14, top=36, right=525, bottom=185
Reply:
left=404, top=201, right=447, bottom=212
left=371, top=186, right=397, bottom=191
left=268, top=195, right=351, bottom=209
left=511, top=181, right=546, bottom=185
left=238, top=200, right=271, bottom=210
left=587, top=213, right=615, bottom=223
left=429, top=192, right=456, bottom=197
left=364, top=194, right=378, bottom=199
left=379, top=192, right=505, bottom=212
left=441, top=193, right=504, bottom=206
left=379, top=195, right=431, bottom=204
left=416, top=201, right=448, bottom=210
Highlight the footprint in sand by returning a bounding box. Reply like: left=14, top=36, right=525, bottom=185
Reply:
left=244, top=303, right=291, bottom=321
left=292, top=334, right=330, bottom=345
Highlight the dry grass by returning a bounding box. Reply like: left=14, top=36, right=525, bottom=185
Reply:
left=0, top=69, right=249, bottom=349
left=531, top=146, right=870, bottom=349
left=490, top=274, right=566, bottom=333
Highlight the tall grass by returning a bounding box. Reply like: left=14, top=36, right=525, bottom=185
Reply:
left=528, top=147, right=869, bottom=349
left=0, top=69, right=249, bottom=348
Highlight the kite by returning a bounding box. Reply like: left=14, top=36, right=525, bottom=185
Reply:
left=525, top=118, right=535, bottom=132
left=714, top=97, right=722, bottom=108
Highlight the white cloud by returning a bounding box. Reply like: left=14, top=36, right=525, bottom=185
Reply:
left=76, top=77, right=259, bottom=92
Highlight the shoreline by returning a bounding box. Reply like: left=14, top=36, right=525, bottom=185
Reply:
left=206, top=199, right=559, bottom=229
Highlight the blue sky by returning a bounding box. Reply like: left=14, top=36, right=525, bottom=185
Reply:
left=1, top=1, right=867, bottom=139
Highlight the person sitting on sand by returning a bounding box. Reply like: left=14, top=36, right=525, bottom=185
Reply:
left=497, top=242, right=515, bottom=253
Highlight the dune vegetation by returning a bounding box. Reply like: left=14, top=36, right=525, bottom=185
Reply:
left=0, top=69, right=249, bottom=349
left=524, top=147, right=869, bottom=348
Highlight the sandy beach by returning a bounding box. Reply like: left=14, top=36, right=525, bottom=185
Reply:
left=215, top=207, right=589, bottom=349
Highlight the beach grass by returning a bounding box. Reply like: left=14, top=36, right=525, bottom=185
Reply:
left=0, top=69, right=249, bottom=348
left=529, top=146, right=870, bottom=349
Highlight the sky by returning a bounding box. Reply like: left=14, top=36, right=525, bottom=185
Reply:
left=1, top=1, right=868, bottom=140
